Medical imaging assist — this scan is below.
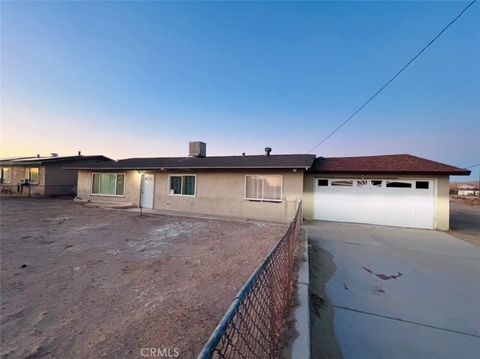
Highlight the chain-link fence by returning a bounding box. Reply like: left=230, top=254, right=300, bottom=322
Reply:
left=197, top=203, right=303, bottom=359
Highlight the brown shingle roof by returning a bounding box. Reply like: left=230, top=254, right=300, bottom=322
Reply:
left=310, top=154, right=470, bottom=175
left=0, top=155, right=112, bottom=166
left=65, top=154, right=317, bottom=170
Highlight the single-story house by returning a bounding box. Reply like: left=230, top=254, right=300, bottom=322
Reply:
left=66, top=142, right=470, bottom=230
left=0, top=153, right=111, bottom=197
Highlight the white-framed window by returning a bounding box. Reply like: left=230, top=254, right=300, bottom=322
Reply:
left=416, top=181, right=430, bottom=189
left=1, top=167, right=11, bottom=183
left=357, top=180, right=368, bottom=187
left=245, top=175, right=282, bottom=202
left=386, top=180, right=413, bottom=188
left=317, top=179, right=328, bottom=187
left=355, top=179, right=383, bottom=188
left=331, top=179, right=353, bottom=187
left=168, top=174, right=196, bottom=197
left=28, top=168, right=39, bottom=183
left=91, top=173, right=125, bottom=196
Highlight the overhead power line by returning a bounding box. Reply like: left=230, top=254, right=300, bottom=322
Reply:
left=308, top=0, right=477, bottom=154
left=466, top=162, right=480, bottom=169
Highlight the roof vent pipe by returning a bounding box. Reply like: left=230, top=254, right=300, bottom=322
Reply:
left=37, top=154, right=40, bottom=158
left=242, top=152, right=246, bottom=157
left=51, top=153, right=58, bottom=157
left=78, top=151, right=82, bottom=156
left=265, top=147, right=272, bottom=156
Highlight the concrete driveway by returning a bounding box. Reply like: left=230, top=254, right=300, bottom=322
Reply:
left=307, top=221, right=480, bottom=359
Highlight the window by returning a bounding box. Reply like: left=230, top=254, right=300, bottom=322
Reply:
left=386, top=181, right=412, bottom=188
left=331, top=180, right=353, bottom=187
left=245, top=175, right=282, bottom=201
left=246, top=176, right=263, bottom=199
left=357, top=180, right=368, bottom=187
left=92, top=173, right=125, bottom=196
left=116, top=174, right=125, bottom=195
left=371, top=180, right=383, bottom=187
left=169, top=175, right=196, bottom=196
left=317, top=179, right=328, bottom=186
left=29, top=168, right=39, bottom=183
left=416, top=181, right=429, bottom=189
left=0, top=167, right=11, bottom=183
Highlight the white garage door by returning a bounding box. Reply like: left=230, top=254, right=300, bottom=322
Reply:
left=313, top=178, right=435, bottom=229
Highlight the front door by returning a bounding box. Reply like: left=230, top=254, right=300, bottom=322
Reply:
left=140, top=174, right=154, bottom=209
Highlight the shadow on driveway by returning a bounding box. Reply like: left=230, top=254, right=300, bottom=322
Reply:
left=309, top=243, right=343, bottom=359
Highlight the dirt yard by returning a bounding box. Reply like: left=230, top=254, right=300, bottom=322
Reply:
left=450, top=197, right=480, bottom=246
left=0, top=198, right=286, bottom=358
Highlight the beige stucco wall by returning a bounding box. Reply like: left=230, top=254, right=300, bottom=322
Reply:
left=76, top=170, right=141, bottom=205
left=153, top=170, right=304, bottom=223
left=436, top=176, right=450, bottom=230
left=77, top=169, right=305, bottom=223
left=0, top=166, right=46, bottom=197
left=76, top=169, right=452, bottom=229
left=303, top=173, right=451, bottom=230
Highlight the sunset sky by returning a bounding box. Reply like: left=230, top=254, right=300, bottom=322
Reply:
left=1, top=1, right=479, bottom=180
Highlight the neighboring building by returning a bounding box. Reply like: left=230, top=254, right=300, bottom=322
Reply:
left=0, top=154, right=111, bottom=197
left=66, top=142, right=470, bottom=230
left=457, top=185, right=479, bottom=196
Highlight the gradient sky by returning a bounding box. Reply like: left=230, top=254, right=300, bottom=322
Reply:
left=1, top=1, right=479, bottom=180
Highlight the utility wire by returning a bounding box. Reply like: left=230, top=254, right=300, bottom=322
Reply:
left=465, top=162, right=480, bottom=169
left=308, top=0, right=477, bottom=154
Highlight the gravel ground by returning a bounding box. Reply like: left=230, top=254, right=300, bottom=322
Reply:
left=0, top=198, right=285, bottom=358
left=450, top=198, right=480, bottom=246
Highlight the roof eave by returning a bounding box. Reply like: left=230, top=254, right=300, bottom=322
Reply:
left=306, top=170, right=471, bottom=176
left=65, top=166, right=311, bottom=171
left=1, top=156, right=112, bottom=166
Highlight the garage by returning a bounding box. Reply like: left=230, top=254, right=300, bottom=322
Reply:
left=313, top=178, right=435, bottom=229
left=303, top=154, right=471, bottom=231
